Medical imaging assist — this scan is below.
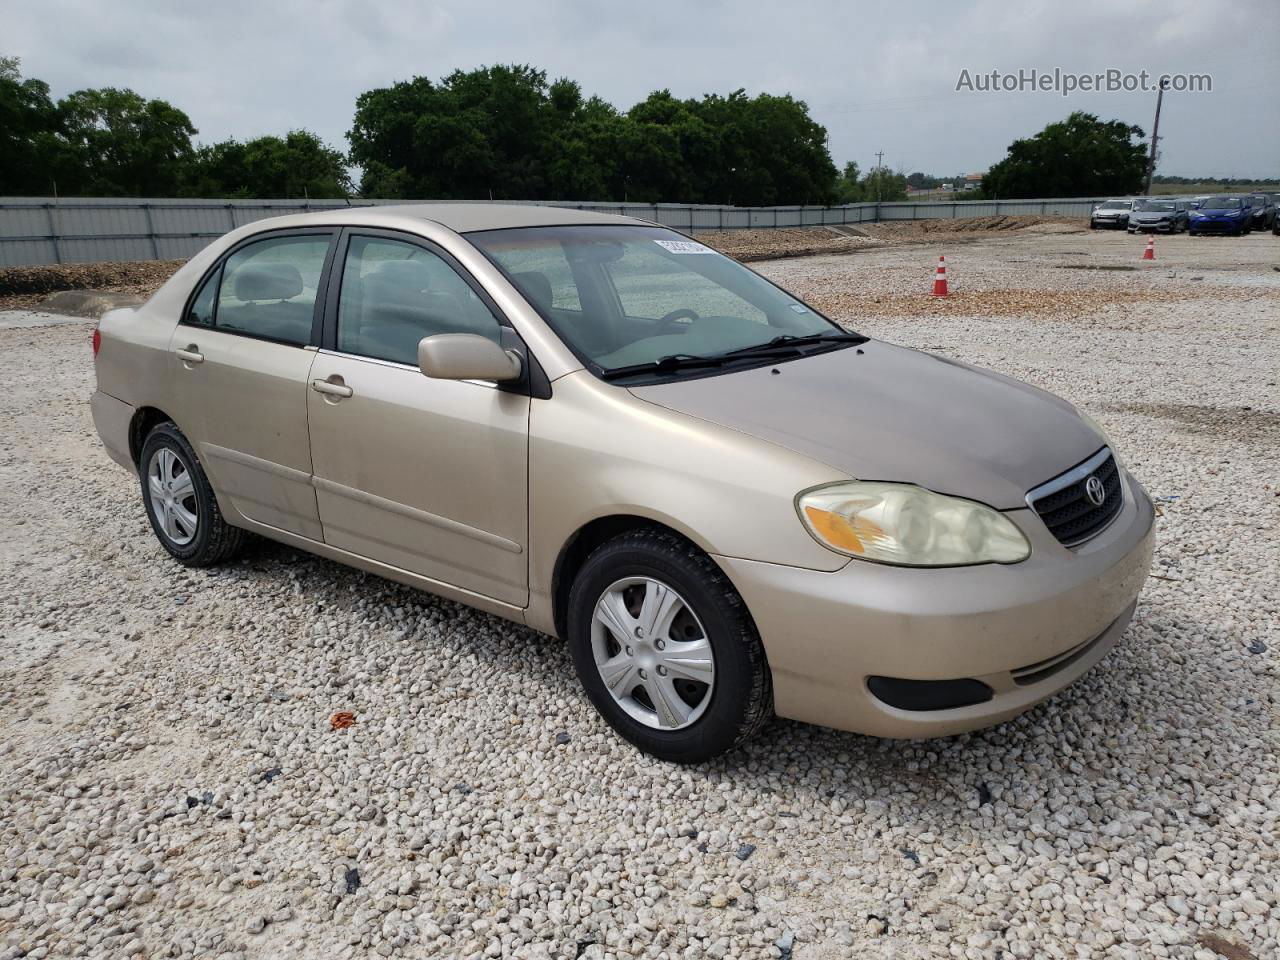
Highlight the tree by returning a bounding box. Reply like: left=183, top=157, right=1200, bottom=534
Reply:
left=349, top=65, right=575, bottom=200
left=0, top=57, right=61, bottom=195
left=833, top=162, right=863, bottom=203
left=348, top=67, right=838, bottom=205
left=906, top=171, right=941, bottom=190
left=186, top=130, right=351, bottom=198
left=861, top=166, right=908, bottom=202
left=54, top=87, right=197, bottom=195
left=981, top=111, right=1147, bottom=199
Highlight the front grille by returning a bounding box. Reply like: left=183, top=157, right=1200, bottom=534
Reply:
left=1027, top=447, right=1123, bottom=546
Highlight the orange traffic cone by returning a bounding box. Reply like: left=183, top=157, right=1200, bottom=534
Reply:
left=931, top=256, right=949, bottom=296
left=1142, top=236, right=1155, bottom=260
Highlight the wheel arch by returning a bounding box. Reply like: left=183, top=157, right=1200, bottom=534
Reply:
left=550, top=514, right=712, bottom=641
left=128, top=406, right=177, bottom=466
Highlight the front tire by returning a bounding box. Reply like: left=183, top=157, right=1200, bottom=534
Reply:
left=139, top=422, right=245, bottom=567
left=566, top=529, right=772, bottom=762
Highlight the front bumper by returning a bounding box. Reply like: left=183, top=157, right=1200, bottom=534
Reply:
left=716, top=469, right=1155, bottom=739
left=1090, top=217, right=1126, bottom=229
left=1129, top=221, right=1176, bottom=233
left=1190, top=219, right=1245, bottom=233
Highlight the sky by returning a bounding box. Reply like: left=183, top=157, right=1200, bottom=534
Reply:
left=7, top=0, right=1279, bottom=181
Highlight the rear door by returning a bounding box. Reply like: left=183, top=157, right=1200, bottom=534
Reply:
left=306, top=229, right=530, bottom=606
left=168, top=230, right=336, bottom=540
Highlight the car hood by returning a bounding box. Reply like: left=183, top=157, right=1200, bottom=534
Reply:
left=1198, top=208, right=1243, bottom=215
left=628, top=341, right=1104, bottom=509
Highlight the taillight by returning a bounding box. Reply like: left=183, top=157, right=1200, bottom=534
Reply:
left=92, top=327, right=102, bottom=357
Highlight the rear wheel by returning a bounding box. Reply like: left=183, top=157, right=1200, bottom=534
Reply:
left=566, top=529, right=772, bottom=762
left=139, top=422, right=245, bottom=567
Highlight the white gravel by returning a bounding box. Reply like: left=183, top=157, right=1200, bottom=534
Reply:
left=2, top=229, right=1278, bottom=960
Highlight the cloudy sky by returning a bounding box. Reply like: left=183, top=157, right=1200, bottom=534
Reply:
left=8, top=0, right=1279, bottom=180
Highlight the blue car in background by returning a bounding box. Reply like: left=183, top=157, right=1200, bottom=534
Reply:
left=1189, top=196, right=1254, bottom=236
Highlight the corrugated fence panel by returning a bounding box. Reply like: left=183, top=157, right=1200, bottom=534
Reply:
left=0, top=204, right=50, bottom=238
left=0, top=196, right=1122, bottom=267
left=0, top=238, right=59, bottom=267
left=150, top=204, right=233, bottom=237
left=59, top=236, right=155, bottom=263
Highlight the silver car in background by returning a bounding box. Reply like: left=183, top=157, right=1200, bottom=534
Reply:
left=1089, top=199, right=1132, bottom=229
left=1128, top=199, right=1189, bottom=234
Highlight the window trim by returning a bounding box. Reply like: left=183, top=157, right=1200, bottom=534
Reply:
left=322, top=227, right=548, bottom=399
left=178, top=227, right=339, bottom=348
left=321, top=227, right=516, bottom=353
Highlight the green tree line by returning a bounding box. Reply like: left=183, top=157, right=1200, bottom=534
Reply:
left=3, top=56, right=1162, bottom=204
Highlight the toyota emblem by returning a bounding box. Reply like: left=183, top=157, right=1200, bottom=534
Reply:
left=1085, top=475, right=1106, bottom=507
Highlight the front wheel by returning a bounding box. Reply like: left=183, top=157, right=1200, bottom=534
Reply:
left=566, top=529, right=772, bottom=762
left=139, top=422, right=245, bottom=566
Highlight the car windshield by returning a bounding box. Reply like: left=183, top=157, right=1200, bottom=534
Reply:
left=1202, top=196, right=1241, bottom=209
left=1133, top=200, right=1175, bottom=212
left=469, top=225, right=853, bottom=377
left=1098, top=201, right=1128, bottom=210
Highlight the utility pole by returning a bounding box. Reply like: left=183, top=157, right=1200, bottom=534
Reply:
left=874, top=149, right=885, bottom=202
left=1144, top=77, right=1168, bottom=196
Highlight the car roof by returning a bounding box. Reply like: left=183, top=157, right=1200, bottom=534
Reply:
left=290, top=202, right=646, bottom=233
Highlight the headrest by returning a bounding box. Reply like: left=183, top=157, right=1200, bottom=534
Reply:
left=512, top=270, right=553, bottom=310
left=369, top=259, right=433, bottom=289
left=234, top=263, right=303, bottom=301
left=363, top=259, right=435, bottom=310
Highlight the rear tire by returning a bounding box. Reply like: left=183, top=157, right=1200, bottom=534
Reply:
left=566, top=529, right=772, bottom=763
left=139, top=422, right=245, bottom=567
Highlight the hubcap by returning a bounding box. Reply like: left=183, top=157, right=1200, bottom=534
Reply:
left=591, top=576, right=715, bottom=731
left=147, top=447, right=198, bottom=546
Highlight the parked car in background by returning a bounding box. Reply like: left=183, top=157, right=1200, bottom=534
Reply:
left=1090, top=199, right=1132, bottom=229
left=89, top=205, right=1154, bottom=762
left=1248, top=194, right=1276, bottom=230
left=1128, top=199, right=1189, bottom=233
left=1189, top=196, right=1254, bottom=235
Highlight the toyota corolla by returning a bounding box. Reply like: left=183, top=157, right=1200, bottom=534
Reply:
left=90, top=205, right=1154, bottom=762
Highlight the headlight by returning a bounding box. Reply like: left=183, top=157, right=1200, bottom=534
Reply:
left=796, top=482, right=1030, bottom=566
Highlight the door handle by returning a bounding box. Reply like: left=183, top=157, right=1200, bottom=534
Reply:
left=175, top=345, right=204, bottom=364
left=311, top=377, right=353, bottom=399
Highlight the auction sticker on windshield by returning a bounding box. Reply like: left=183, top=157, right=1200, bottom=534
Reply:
left=653, top=239, right=717, bottom=254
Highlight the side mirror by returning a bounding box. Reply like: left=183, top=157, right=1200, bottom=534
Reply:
left=418, top=333, right=522, bottom=382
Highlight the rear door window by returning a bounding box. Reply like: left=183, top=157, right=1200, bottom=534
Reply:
left=214, top=235, right=331, bottom=345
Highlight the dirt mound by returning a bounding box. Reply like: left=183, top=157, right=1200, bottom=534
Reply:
left=0, top=259, right=184, bottom=310
left=805, top=286, right=1167, bottom=324
left=695, top=227, right=879, bottom=261
left=865, top=215, right=1087, bottom=238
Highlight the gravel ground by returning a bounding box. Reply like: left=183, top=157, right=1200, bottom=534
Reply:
left=1, top=228, right=1278, bottom=960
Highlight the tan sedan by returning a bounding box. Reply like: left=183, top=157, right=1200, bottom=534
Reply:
left=91, top=205, right=1154, bottom=762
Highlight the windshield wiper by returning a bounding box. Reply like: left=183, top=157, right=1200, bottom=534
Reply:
left=599, top=353, right=728, bottom=381
left=724, top=332, right=868, bottom=356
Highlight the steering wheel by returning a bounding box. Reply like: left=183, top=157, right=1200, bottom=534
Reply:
left=659, top=307, right=700, bottom=331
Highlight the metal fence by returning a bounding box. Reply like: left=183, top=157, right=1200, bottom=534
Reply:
left=0, top=195, right=1107, bottom=268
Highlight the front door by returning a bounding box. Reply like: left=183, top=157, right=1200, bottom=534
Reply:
left=168, top=230, right=335, bottom=540
left=306, top=231, right=530, bottom=606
